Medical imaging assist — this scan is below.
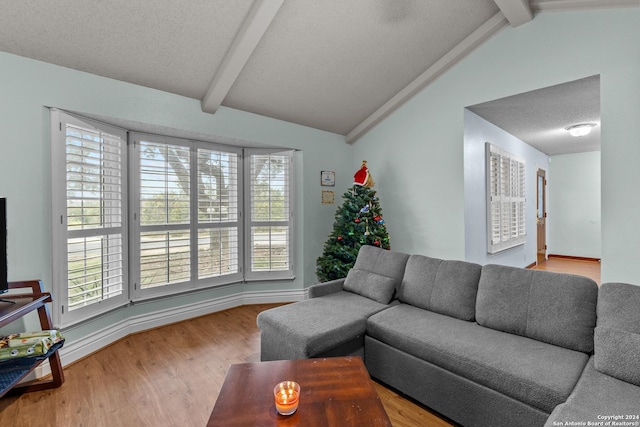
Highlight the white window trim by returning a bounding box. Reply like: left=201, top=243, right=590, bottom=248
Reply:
left=486, top=142, right=526, bottom=254
left=244, top=149, right=295, bottom=281
left=51, top=110, right=130, bottom=328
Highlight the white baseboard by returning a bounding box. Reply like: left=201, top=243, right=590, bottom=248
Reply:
left=32, top=289, right=305, bottom=379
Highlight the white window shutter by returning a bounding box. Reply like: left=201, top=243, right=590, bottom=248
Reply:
left=245, top=149, right=295, bottom=280
left=138, top=139, right=192, bottom=288
left=486, top=143, right=526, bottom=254
left=51, top=110, right=129, bottom=327
left=130, top=134, right=243, bottom=301
left=196, top=146, right=240, bottom=280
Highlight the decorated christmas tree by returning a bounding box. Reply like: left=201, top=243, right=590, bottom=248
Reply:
left=316, top=161, right=391, bottom=282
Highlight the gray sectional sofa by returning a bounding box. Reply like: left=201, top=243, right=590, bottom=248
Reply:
left=257, top=246, right=640, bottom=427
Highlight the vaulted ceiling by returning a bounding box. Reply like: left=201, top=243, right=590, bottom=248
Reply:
left=0, top=1, right=636, bottom=147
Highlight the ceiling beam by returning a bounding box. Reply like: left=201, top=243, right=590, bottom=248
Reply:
left=493, top=0, right=533, bottom=27
left=201, top=0, right=283, bottom=114
left=531, top=0, right=640, bottom=12
left=346, top=12, right=509, bottom=144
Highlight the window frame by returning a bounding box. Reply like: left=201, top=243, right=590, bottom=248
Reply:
left=51, top=110, right=130, bottom=327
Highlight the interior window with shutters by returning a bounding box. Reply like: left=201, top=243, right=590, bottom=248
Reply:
left=51, top=110, right=129, bottom=326
left=245, top=150, right=295, bottom=280
left=486, top=143, right=526, bottom=254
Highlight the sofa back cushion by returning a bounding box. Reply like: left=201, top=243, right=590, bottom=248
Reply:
left=476, top=264, right=598, bottom=353
left=594, top=282, right=640, bottom=386
left=398, top=255, right=481, bottom=321
left=343, top=246, right=410, bottom=304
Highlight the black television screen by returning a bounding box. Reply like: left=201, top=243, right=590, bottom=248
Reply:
left=1, top=197, right=7, bottom=294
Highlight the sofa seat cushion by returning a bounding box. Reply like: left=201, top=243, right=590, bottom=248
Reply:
left=544, top=357, right=640, bottom=427
left=257, top=291, right=390, bottom=358
left=366, top=304, right=589, bottom=413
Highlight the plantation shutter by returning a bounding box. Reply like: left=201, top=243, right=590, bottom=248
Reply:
left=245, top=149, right=295, bottom=280
left=196, top=144, right=241, bottom=281
left=486, top=143, right=526, bottom=254
left=135, top=136, right=192, bottom=290
left=130, top=134, right=244, bottom=300
left=51, top=110, right=129, bottom=326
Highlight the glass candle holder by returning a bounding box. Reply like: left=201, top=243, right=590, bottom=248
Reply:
left=273, top=381, right=300, bottom=415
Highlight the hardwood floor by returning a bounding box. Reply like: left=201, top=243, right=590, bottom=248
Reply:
left=529, top=255, right=601, bottom=285
left=0, top=304, right=455, bottom=427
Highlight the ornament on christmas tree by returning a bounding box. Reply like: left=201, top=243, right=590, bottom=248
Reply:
left=316, top=161, right=391, bottom=282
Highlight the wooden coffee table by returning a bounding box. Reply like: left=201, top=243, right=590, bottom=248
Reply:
left=207, top=356, right=391, bottom=427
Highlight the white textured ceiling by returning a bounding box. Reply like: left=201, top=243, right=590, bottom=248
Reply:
left=467, top=75, right=601, bottom=156
left=0, top=0, right=635, bottom=145
left=0, top=0, right=256, bottom=99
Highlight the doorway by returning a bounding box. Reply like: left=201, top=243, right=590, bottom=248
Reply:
left=536, top=168, right=546, bottom=265
left=463, top=76, right=601, bottom=270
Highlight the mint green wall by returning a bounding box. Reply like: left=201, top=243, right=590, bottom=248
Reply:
left=0, top=52, right=352, bottom=334
left=548, top=152, right=601, bottom=259
left=353, top=8, right=640, bottom=283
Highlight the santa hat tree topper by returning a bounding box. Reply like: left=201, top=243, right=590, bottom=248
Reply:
left=316, top=160, right=390, bottom=282
left=353, top=160, right=375, bottom=188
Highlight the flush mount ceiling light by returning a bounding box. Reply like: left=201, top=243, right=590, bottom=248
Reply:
left=566, top=123, right=596, bottom=137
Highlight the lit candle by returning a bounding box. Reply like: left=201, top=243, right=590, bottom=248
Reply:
left=273, top=381, right=300, bottom=415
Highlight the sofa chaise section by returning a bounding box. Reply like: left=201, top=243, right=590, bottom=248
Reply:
left=257, top=291, right=390, bottom=360
left=257, top=245, right=409, bottom=361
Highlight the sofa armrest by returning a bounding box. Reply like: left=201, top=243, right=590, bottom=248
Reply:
left=308, top=278, right=346, bottom=298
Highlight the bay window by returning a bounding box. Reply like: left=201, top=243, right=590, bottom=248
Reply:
left=52, top=110, right=294, bottom=326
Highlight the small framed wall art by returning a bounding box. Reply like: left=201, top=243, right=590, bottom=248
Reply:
left=320, top=171, right=335, bottom=186
left=321, top=190, right=335, bottom=204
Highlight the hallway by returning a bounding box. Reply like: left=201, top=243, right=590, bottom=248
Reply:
left=529, top=256, right=601, bottom=285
